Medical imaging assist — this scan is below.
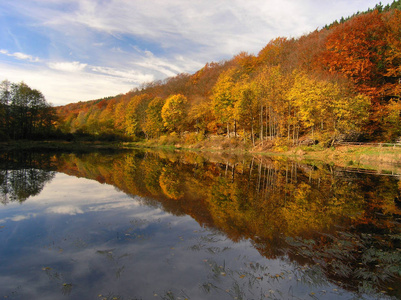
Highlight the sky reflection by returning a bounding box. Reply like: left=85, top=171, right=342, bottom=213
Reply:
left=0, top=169, right=393, bottom=299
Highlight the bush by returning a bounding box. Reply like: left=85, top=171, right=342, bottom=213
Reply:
left=273, top=137, right=290, bottom=152
left=183, top=132, right=205, bottom=145
left=159, top=132, right=180, bottom=145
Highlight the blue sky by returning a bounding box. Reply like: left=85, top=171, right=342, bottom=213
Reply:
left=0, top=0, right=394, bottom=106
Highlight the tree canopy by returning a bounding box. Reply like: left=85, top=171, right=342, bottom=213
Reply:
left=0, top=80, right=56, bottom=140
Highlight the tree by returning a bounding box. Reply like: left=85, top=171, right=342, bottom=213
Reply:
left=322, top=10, right=387, bottom=97
left=188, top=100, right=216, bottom=134
left=0, top=80, right=11, bottom=139
left=161, top=94, right=188, bottom=134
left=382, top=99, right=401, bottom=140
left=382, top=9, right=401, bottom=100
left=288, top=71, right=370, bottom=140
left=233, top=80, right=258, bottom=144
left=2, top=81, right=55, bottom=140
left=144, top=97, right=165, bottom=139
left=125, top=94, right=152, bottom=138
left=255, top=65, right=290, bottom=141
left=288, top=71, right=324, bottom=139
left=211, top=68, right=237, bottom=135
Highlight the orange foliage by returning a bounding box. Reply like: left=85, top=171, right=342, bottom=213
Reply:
left=321, top=10, right=387, bottom=98
left=54, top=6, right=401, bottom=142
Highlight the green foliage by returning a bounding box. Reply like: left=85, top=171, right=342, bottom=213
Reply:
left=0, top=80, right=56, bottom=140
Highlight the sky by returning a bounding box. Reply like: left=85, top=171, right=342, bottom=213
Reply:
left=0, top=0, right=394, bottom=106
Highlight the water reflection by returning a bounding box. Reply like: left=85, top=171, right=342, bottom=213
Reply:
left=0, top=151, right=56, bottom=203
left=0, top=149, right=400, bottom=299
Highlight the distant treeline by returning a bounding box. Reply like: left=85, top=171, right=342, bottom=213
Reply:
left=0, top=80, right=57, bottom=141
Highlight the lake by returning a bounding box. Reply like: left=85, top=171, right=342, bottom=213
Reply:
left=0, top=149, right=400, bottom=300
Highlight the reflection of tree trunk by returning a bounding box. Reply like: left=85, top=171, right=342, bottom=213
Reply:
left=249, top=158, right=254, bottom=179
left=257, top=160, right=262, bottom=192
left=262, top=164, right=267, bottom=193
left=291, top=162, right=298, bottom=184
left=285, top=164, right=289, bottom=204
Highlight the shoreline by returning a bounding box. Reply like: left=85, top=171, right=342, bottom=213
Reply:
left=2, top=140, right=401, bottom=174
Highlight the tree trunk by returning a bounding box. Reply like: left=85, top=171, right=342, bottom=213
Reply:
left=260, top=104, right=264, bottom=144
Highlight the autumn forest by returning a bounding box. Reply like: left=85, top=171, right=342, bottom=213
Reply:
left=2, top=2, right=401, bottom=146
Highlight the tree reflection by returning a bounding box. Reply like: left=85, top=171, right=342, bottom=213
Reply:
left=9, top=149, right=400, bottom=298
left=0, top=151, right=56, bottom=203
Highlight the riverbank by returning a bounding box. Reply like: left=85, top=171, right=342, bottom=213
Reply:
left=122, top=137, right=401, bottom=173
left=294, top=144, right=401, bottom=173
left=0, top=140, right=124, bottom=152
left=2, top=139, right=401, bottom=174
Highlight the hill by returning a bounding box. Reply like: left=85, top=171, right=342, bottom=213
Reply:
left=55, top=1, right=401, bottom=147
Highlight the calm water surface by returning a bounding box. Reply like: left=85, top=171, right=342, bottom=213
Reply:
left=0, top=150, right=400, bottom=299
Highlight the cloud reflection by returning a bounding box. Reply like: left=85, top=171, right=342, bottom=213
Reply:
left=46, top=205, right=84, bottom=215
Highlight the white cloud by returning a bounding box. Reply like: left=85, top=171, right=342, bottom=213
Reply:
left=0, top=61, right=136, bottom=105
left=0, top=0, right=395, bottom=105
left=91, top=66, right=154, bottom=83
left=48, top=61, right=87, bottom=72
left=0, top=49, right=39, bottom=62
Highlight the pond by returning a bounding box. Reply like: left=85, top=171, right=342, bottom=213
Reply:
left=0, top=149, right=400, bottom=300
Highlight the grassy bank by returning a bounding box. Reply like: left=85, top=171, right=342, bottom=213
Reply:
left=284, top=144, right=401, bottom=174
left=2, top=138, right=401, bottom=173
left=123, top=137, right=401, bottom=173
